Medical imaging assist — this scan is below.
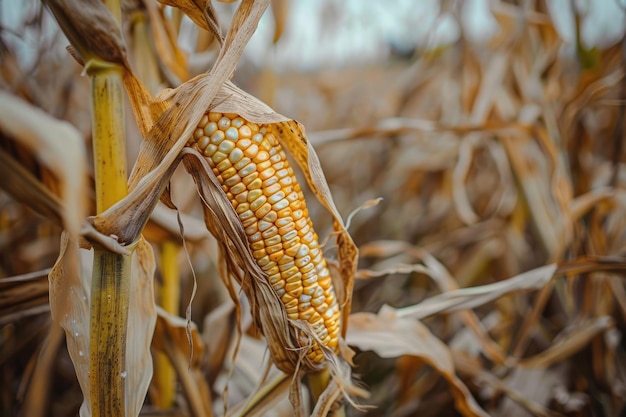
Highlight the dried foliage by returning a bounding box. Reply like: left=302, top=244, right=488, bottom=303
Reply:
left=2, top=1, right=626, bottom=417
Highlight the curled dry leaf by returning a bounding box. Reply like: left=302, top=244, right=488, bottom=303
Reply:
left=157, top=0, right=223, bottom=44
left=347, top=308, right=489, bottom=417
left=153, top=307, right=205, bottom=367
left=41, top=0, right=127, bottom=66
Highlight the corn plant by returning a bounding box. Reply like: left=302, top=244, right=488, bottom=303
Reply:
left=2, top=0, right=363, bottom=415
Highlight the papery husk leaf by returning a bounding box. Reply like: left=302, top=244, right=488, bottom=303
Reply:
left=347, top=309, right=490, bottom=417
left=0, top=91, right=87, bottom=239
left=215, top=0, right=264, bottom=71
left=90, top=153, right=183, bottom=245
left=48, top=235, right=156, bottom=417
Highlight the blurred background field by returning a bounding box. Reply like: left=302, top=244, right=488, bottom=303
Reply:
left=3, top=1, right=626, bottom=416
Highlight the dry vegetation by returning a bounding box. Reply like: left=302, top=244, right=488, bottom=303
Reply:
left=2, top=1, right=626, bottom=416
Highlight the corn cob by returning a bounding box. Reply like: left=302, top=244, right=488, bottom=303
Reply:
left=188, top=112, right=341, bottom=366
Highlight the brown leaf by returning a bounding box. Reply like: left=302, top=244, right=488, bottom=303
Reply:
left=144, top=0, right=189, bottom=83
left=271, top=0, right=289, bottom=44
left=519, top=316, right=614, bottom=368
left=347, top=309, right=489, bottom=417
left=153, top=307, right=212, bottom=417
left=0, top=269, right=50, bottom=325
left=395, top=264, right=558, bottom=320
left=157, top=0, right=223, bottom=42
left=42, top=0, right=127, bottom=66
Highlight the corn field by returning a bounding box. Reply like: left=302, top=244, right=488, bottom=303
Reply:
left=2, top=1, right=626, bottom=416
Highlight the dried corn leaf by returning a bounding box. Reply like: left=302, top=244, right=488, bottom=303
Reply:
left=519, top=316, right=613, bottom=368
left=147, top=202, right=212, bottom=243
left=145, top=0, right=189, bottom=83
left=501, top=131, right=563, bottom=260
left=48, top=235, right=156, bottom=417
left=41, top=0, right=127, bottom=65
left=347, top=309, right=489, bottom=417
left=153, top=307, right=205, bottom=367
left=125, top=238, right=157, bottom=417
left=270, top=0, right=289, bottom=44
left=153, top=307, right=211, bottom=417
left=157, top=0, right=222, bottom=39
left=396, top=264, right=558, bottom=320
left=0, top=269, right=50, bottom=325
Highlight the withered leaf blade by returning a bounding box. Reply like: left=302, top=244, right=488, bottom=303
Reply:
left=395, top=264, right=558, bottom=320
left=347, top=309, right=490, bottom=417
left=153, top=307, right=211, bottom=417
left=125, top=238, right=158, bottom=417
left=42, top=0, right=127, bottom=66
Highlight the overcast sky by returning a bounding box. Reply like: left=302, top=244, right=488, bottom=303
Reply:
left=1, top=0, right=625, bottom=71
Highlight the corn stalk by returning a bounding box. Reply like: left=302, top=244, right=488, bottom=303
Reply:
left=87, top=53, right=131, bottom=417
left=86, top=0, right=130, bottom=414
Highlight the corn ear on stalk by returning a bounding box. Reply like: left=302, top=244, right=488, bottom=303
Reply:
left=187, top=111, right=341, bottom=369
